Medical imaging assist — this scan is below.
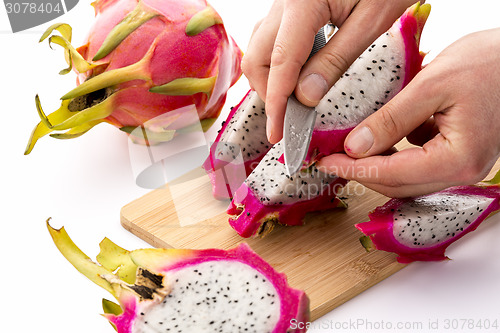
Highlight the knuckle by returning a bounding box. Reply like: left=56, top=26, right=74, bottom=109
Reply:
left=376, top=106, right=401, bottom=137
left=456, top=159, right=489, bottom=185
left=413, top=61, right=450, bottom=97
left=319, top=50, right=350, bottom=79
left=252, top=19, right=264, bottom=34
left=240, top=55, right=254, bottom=77
left=270, top=42, right=288, bottom=67
left=269, top=42, right=304, bottom=78
left=379, top=175, right=404, bottom=188
left=328, top=0, right=356, bottom=26
left=377, top=158, right=405, bottom=188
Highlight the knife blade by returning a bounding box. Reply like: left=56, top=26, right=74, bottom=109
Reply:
left=283, top=26, right=329, bottom=176
left=283, top=95, right=316, bottom=176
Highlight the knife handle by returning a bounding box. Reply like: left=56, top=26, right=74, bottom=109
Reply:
left=307, top=24, right=333, bottom=60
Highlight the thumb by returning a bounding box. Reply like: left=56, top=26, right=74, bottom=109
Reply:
left=344, top=79, right=439, bottom=158
left=294, top=0, right=417, bottom=106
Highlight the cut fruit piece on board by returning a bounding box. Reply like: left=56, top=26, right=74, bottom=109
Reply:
left=120, top=140, right=500, bottom=320
left=356, top=172, right=500, bottom=263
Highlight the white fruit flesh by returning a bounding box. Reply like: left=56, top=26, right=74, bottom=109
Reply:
left=215, top=91, right=268, bottom=163
left=315, top=31, right=405, bottom=130
left=393, top=193, right=494, bottom=248
left=132, top=260, right=281, bottom=333
left=245, top=142, right=341, bottom=205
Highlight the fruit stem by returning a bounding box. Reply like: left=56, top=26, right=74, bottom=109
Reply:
left=25, top=94, right=116, bottom=154
left=37, top=94, right=116, bottom=131
left=25, top=97, right=72, bottom=155
left=49, top=120, right=104, bottom=140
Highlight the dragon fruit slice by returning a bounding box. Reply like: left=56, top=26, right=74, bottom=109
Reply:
left=227, top=141, right=348, bottom=237
left=304, top=2, right=430, bottom=164
left=356, top=179, right=500, bottom=264
left=203, top=90, right=271, bottom=199
left=227, top=3, right=430, bottom=238
left=25, top=0, right=243, bottom=154
left=47, top=221, right=309, bottom=332
left=202, top=25, right=337, bottom=200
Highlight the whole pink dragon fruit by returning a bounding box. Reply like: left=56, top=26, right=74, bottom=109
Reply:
left=356, top=173, right=500, bottom=264
left=227, top=3, right=430, bottom=238
left=47, top=220, right=310, bottom=332
left=25, top=0, right=243, bottom=154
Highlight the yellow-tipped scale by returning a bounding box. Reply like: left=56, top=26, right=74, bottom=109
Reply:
left=185, top=6, right=223, bottom=36
left=92, top=1, right=159, bottom=61
left=149, top=76, right=217, bottom=97
left=46, top=219, right=117, bottom=296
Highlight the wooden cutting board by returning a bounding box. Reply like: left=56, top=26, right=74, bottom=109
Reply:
left=120, top=144, right=500, bottom=321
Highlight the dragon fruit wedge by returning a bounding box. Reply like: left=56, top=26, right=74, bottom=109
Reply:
left=227, top=141, right=348, bottom=238
left=203, top=89, right=271, bottom=199
left=356, top=175, right=500, bottom=264
left=47, top=220, right=310, bottom=332
left=304, top=2, right=430, bottom=164
left=25, top=0, right=243, bottom=154
left=226, top=3, right=430, bottom=238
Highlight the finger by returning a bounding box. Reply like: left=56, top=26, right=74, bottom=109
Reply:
left=343, top=71, right=443, bottom=158
left=358, top=180, right=452, bottom=198
left=241, top=0, right=284, bottom=101
left=295, top=0, right=418, bottom=106
left=265, top=0, right=330, bottom=143
left=244, top=19, right=264, bottom=92
left=317, top=133, right=459, bottom=188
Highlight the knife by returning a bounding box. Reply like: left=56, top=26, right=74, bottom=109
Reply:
left=283, top=25, right=329, bottom=176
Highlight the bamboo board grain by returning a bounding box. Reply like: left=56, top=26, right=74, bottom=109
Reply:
left=120, top=145, right=500, bottom=322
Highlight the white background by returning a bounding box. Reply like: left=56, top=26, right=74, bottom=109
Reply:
left=1, top=0, right=500, bottom=332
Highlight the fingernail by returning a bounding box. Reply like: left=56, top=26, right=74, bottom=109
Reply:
left=266, top=117, right=273, bottom=142
left=298, top=73, right=328, bottom=103
left=345, top=127, right=374, bottom=155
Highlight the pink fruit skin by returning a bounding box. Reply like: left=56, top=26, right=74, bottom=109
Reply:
left=77, top=0, right=242, bottom=129
left=228, top=178, right=347, bottom=238
left=203, top=90, right=269, bottom=200
left=304, top=5, right=427, bottom=164
left=104, top=243, right=310, bottom=333
left=356, top=186, right=500, bottom=264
